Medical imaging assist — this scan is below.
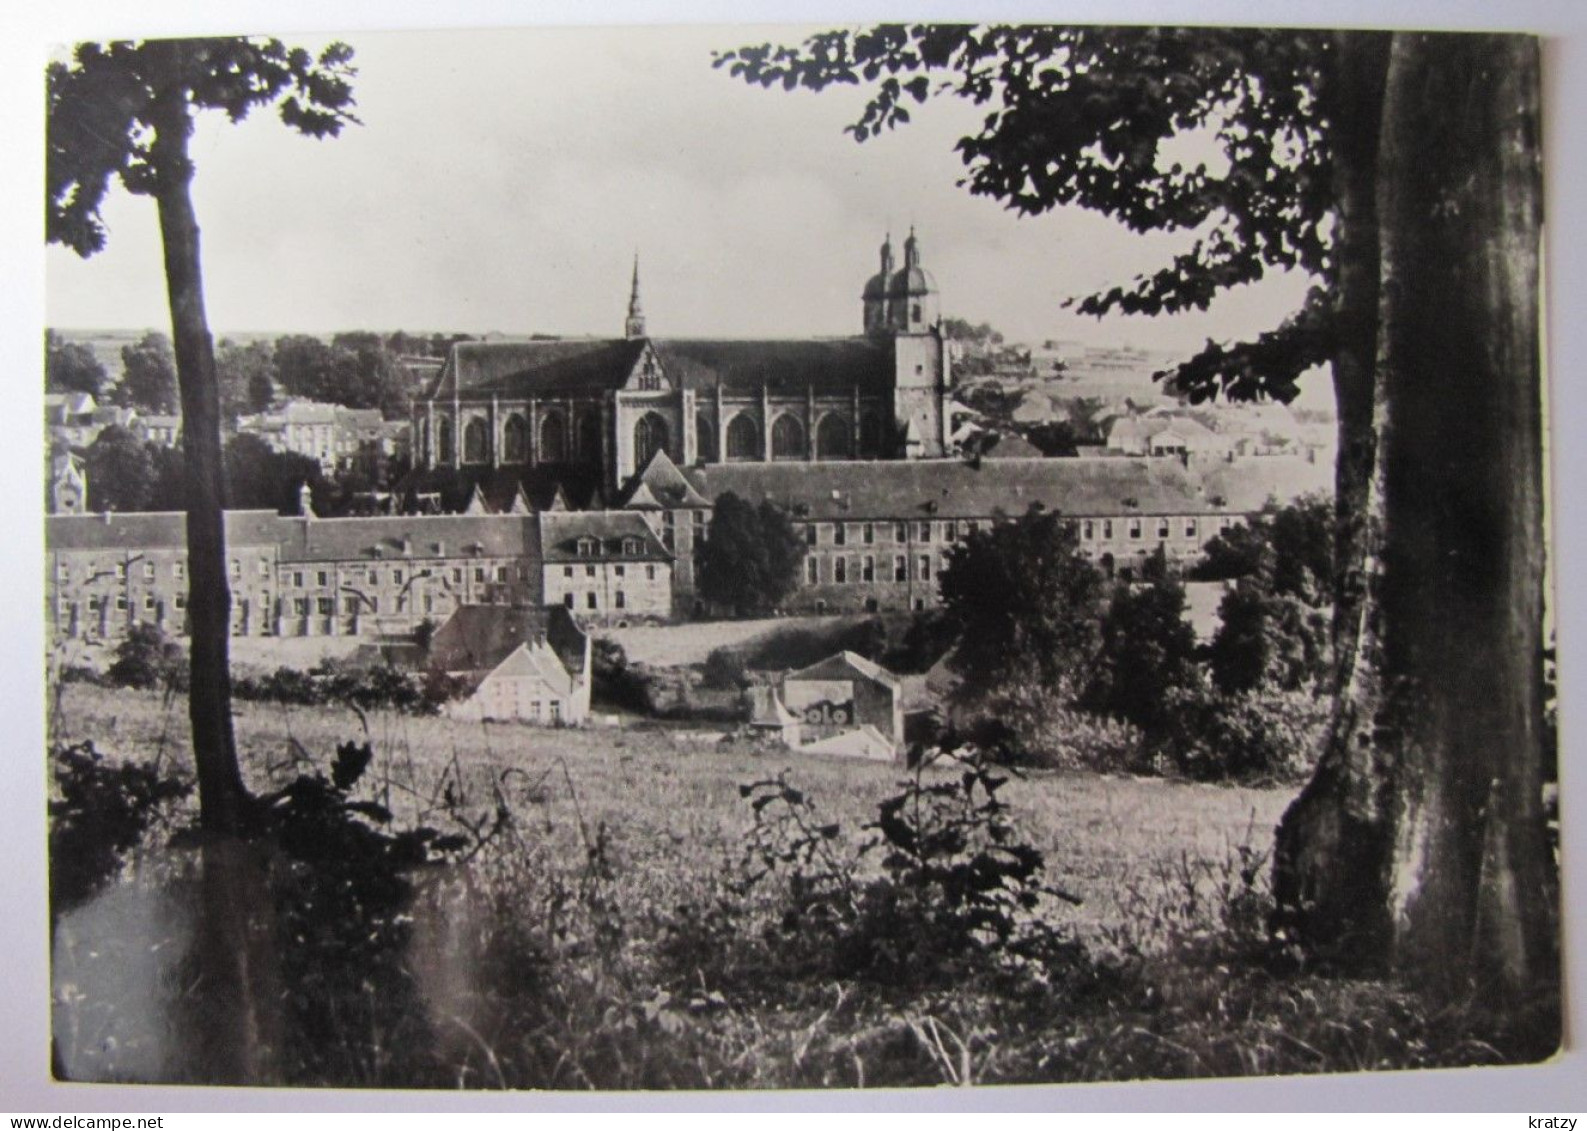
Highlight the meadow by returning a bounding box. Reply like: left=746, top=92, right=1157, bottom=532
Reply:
left=48, top=682, right=1550, bottom=1090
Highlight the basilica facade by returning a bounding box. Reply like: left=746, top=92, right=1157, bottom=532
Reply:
left=410, top=231, right=955, bottom=499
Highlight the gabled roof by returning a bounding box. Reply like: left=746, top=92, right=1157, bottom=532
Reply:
left=47, top=510, right=287, bottom=553
left=788, top=650, right=902, bottom=692
left=539, top=511, right=671, bottom=563
left=686, top=455, right=1328, bottom=521
left=616, top=447, right=711, bottom=510
left=428, top=603, right=588, bottom=677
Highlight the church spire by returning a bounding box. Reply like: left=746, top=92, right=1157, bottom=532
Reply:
left=624, top=253, right=646, bottom=339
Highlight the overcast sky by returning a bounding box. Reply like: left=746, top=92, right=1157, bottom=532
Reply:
left=44, top=23, right=1316, bottom=360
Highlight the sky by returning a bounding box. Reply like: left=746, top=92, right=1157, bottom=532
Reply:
left=43, top=23, right=1317, bottom=361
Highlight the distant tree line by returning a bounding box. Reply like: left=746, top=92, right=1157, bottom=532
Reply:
left=47, top=328, right=473, bottom=420
left=67, top=424, right=404, bottom=516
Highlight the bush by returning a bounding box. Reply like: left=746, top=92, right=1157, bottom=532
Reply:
left=1156, top=682, right=1330, bottom=783
left=232, top=659, right=429, bottom=714
left=106, top=624, right=187, bottom=692
left=48, top=741, right=192, bottom=915
left=962, top=686, right=1148, bottom=774
left=737, top=745, right=1088, bottom=991
left=702, top=647, right=749, bottom=690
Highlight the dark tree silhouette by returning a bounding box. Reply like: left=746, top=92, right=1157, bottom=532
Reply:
left=938, top=509, right=1104, bottom=704
left=46, top=330, right=107, bottom=398
left=48, top=38, right=358, bottom=833
left=719, top=26, right=1555, bottom=1009
left=118, top=330, right=179, bottom=412
left=697, top=492, right=806, bottom=615
left=82, top=424, right=155, bottom=512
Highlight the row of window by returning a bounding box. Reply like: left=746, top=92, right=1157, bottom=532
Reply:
left=799, top=515, right=1236, bottom=549
left=559, top=564, right=660, bottom=581
left=805, top=554, right=947, bottom=586
left=422, top=409, right=599, bottom=466
left=562, top=590, right=633, bottom=611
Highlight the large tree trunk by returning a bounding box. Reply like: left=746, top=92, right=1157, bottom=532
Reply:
left=1275, top=33, right=1557, bottom=1014
left=1271, top=31, right=1397, bottom=967
left=147, top=42, right=248, bottom=833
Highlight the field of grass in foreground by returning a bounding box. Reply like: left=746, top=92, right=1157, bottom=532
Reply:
left=48, top=684, right=1558, bottom=1090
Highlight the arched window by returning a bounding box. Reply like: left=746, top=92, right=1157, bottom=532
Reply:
left=503, top=414, right=527, bottom=463
left=771, top=413, right=805, bottom=460
left=419, top=417, right=431, bottom=464
left=578, top=410, right=603, bottom=464
left=463, top=417, right=488, bottom=464
left=816, top=413, right=853, bottom=460
left=695, top=411, right=717, bottom=463
left=726, top=413, right=761, bottom=461
left=634, top=412, right=670, bottom=468
left=436, top=416, right=454, bottom=465
left=859, top=413, right=884, bottom=458
left=540, top=412, right=567, bottom=463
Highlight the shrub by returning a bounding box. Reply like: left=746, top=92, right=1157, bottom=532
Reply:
left=738, top=745, right=1088, bottom=990
left=1156, top=682, right=1330, bottom=783
left=48, top=741, right=192, bottom=915
left=963, top=686, right=1148, bottom=774
left=106, top=624, right=187, bottom=691
left=702, top=646, right=749, bottom=690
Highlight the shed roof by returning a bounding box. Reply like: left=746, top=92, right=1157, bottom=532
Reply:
left=788, top=650, right=903, bottom=692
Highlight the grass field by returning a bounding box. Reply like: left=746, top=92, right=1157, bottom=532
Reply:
left=48, top=682, right=1554, bottom=1090
left=50, top=682, right=1290, bottom=949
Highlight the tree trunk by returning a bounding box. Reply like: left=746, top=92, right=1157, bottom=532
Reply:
left=1276, top=32, right=1558, bottom=1016
left=147, top=42, right=248, bottom=833
left=1271, top=30, right=1396, bottom=968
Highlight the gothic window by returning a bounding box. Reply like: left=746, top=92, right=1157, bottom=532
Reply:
left=636, top=357, right=662, bottom=390
left=696, top=411, right=717, bottom=463
left=463, top=417, right=489, bottom=464
left=634, top=412, right=670, bottom=468
left=436, top=416, right=454, bottom=464
left=578, top=410, right=603, bottom=464
left=860, top=414, right=884, bottom=457
left=503, top=414, right=528, bottom=463
left=771, top=413, right=805, bottom=460
left=816, top=413, right=853, bottom=460
left=726, top=413, right=761, bottom=461
left=540, top=412, right=567, bottom=463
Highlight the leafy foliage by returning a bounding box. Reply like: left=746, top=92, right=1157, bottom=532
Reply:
left=1191, top=493, right=1334, bottom=601
left=739, top=745, right=1085, bottom=989
left=715, top=24, right=1347, bottom=403
left=82, top=425, right=156, bottom=512
left=47, top=38, right=359, bottom=257
left=224, top=432, right=327, bottom=514
left=939, top=507, right=1104, bottom=703
left=48, top=741, right=192, bottom=914
left=1083, top=562, right=1202, bottom=736
left=1156, top=683, right=1329, bottom=783
left=118, top=331, right=178, bottom=413
left=46, top=330, right=107, bottom=398
left=1208, top=580, right=1330, bottom=695
left=107, top=623, right=188, bottom=691
left=697, top=492, right=806, bottom=615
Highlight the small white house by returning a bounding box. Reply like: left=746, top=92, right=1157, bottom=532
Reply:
left=427, top=604, right=591, bottom=725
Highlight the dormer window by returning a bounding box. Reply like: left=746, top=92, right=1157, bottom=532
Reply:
left=577, top=537, right=599, bottom=557
left=622, top=537, right=642, bottom=556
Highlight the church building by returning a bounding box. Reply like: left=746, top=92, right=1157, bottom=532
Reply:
left=410, top=231, right=955, bottom=500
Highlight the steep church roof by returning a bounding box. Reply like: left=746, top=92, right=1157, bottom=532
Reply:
left=616, top=447, right=712, bottom=510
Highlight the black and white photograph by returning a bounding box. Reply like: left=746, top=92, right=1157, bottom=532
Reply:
left=12, top=2, right=1584, bottom=1107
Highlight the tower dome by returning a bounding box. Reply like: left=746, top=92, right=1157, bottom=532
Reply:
left=884, top=227, right=939, bottom=332
left=862, top=233, right=896, bottom=336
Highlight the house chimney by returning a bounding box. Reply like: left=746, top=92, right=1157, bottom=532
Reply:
left=298, top=481, right=315, bottom=519
left=402, top=535, right=413, bottom=556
